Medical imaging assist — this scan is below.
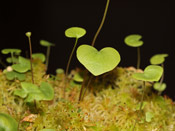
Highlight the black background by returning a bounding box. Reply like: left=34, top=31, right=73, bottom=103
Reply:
left=0, top=1, right=174, bottom=99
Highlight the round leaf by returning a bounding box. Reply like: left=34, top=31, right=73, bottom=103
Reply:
left=6, top=57, right=19, bottom=64
left=40, top=40, right=55, bottom=47
left=65, top=27, right=86, bottom=39
left=0, top=113, right=18, bottom=131
left=153, top=82, right=166, bottom=92
left=145, top=112, right=154, bottom=122
left=73, top=72, right=84, bottom=82
left=124, top=34, right=143, bottom=47
left=32, top=53, right=46, bottom=62
left=5, top=71, right=26, bottom=81
left=39, top=82, right=54, bottom=101
left=56, top=68, right=64, bottom=74
left=150, top=54, right=168, bottom=65
left=77, top=45, right=121, bottom=76
left=1, top=49, right=21, bottom=55
left=132, top=65, right=163, bottom=82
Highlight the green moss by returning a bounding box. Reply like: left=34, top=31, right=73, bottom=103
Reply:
left=0, top=62, right=175, bottom=130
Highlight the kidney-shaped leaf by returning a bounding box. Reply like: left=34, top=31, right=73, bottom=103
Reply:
left=65, top=27, right=86, bottom=39
left=40, top=40, right=55, bottom=47
left=77, top=45, right=121, bottom=76
left=124, top=34, right=143, bottom=47
left=150, top=54, right=168, bottom=65
left=5, top=71, right=26, bottom=81
left=132, top=65, right=163, bottom=82
left=6, top=57, right=19, bottom=64
left=32, top=53, right=46, bottom=62
left=1, top=48, right=21, bottom=55
left=0, top=113, right=18, bottom=131
left=12, top=56, right=31, bottom=73
left=153, top=82, right=166, bottom=92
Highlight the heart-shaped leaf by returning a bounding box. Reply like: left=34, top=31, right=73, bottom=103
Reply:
left=65, top=27, right=86, bottom=39
left=124, top=34, right=143, bottom=47
left=0, top=113, right=18, bottom=131
left=132, top=65, right=163, bottom=82
left=6, top=57, right=19, bottom=64
left=1, top=48, right=21, bottom=55
left=145, top=112, right=154, bottom=122
left=12, top=56, right=31, bottom=73
left=40, top=40, right=55, bottom=47
left=77, top=45, right=121, bottom=76
left=5, top=71, right=26, bottom=81
left=14, top=82, right=54, bottom=102
left=150, top=54, right=168, bottom=65
left=153, top=82, right=166, bottom=92
left=32, top=53, right=46, bottom=62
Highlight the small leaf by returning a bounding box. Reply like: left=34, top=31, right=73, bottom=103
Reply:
left=14, top=89, right=27, bottom=98
left=12, top=56, right=31, bottom=73
left=135, top=102, right=147, bottom=110
left=40, top=40, right=55, bottom=47
left=77, top=45, right=121, bottom=76
left=5, top=71, right=26, bottom=81
left=124, top=34, right=143, bottom=47
left=132, top=65, right=163, bottom=82
left=25, top=32, right=32, bottom=37
left=6, top=57, right=19, bottom=63
left=0, top=113, right=18, bottom=131
left=145, top=112, right=154, bottom=122
left=153, top=82, right=166, bottom=92
left=1, top=48, right=21, bottom=55
left=65, top=27, right=86, bottom=39
left=56, top=68, right=64, bottom=74
left=73, top=72, right=84, bottom=82
left=39, top=82, right=54, bottom=101
left=150, top=54, right=168, bottom=65
left=32, top=53, right=46, bottom=62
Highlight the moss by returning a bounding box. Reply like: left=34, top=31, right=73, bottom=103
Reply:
left=0, top=61, right=175, bottom=130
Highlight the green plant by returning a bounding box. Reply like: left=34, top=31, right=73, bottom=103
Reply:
left=124, top=34, right=143, bottom=69
left=150, top=54, right=168, bottom=94
left=0, top=113, right=18, bottom=131
left=32, top=53, right=46, bottom=63
left=40, top=40, right=55, bottom=71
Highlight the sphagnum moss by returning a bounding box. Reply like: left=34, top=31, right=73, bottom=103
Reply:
left=1, top=63, right=175, bottom=131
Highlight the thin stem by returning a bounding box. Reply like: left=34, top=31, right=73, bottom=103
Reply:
left=28, top=36, right=34, bottom=84
left=91, top=0, right=110, bottom=47
left=79, top=80, right=86, bottom=102
left=81, top=75, right=93, bottom=101
left=11, top=52, right=14, bottom=64
left=133, top=81, right=146, bottom=131
left=137, top=47, right=141, bottom=69
left=159, top=63, right=164, bottom=84
left=46, top=46, right=51, bottom=71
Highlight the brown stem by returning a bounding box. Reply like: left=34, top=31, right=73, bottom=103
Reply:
left=46, top=46, right=51, bottom=71
left=91, top=0, right=110, bottom=47
left=137, top=47, right=141, bottom=69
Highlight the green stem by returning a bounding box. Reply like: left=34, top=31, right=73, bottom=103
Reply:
left=91, top=0, right=110, bottom=47
left=11, top=52, right=14, bottom=64
left=46, top=46, right=51, bottom=71
left=28, top=36, right=34, bottom=84
left=159, top=63, right=164, bottom=84
left=137, top=47, right=141, bottom=69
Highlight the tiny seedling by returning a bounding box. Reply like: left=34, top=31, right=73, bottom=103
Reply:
left=25, top=32, right=34, bottom=83
left=132, top=65, right=163, bottom=130
left=145, top=112, right=154, bottom=122
left=150, top=54, right=168, bottom=94
left=1, top=48, right=21, bottom=64
left=14, top=82, right=54, bottom=102
left=32, top=53, right=46, bottom=62
left=124, top=34, right=143, bottom=69
left=77, top=44, right=121, bottom=100
left=40, top=40, right=55, bottom=70
left=65, top=27, right=86, bottom=78
left=0, top=113, right=18, bottom=131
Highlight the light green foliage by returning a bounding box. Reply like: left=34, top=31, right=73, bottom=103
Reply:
left=6, top=57, right=19, bottom=64
left=65, top=27, right=86, bottom=38
left=14, top=82, right=54, bottom=102
left=25, top=32, right=32, bottom=37
left=40, top=129, right=56, bottom=131
left=5, top=71, right=26, bottom=81
left=73, top=72, right=84, bottom=82
left=32, top=53, right=46, bottom=62
left=145, top=112, right=154, bottom=122
left=132, top=65, right=163, bottom=82
left=150, top=54, right=168, bottom=65
left=153, top=82, right=166, bottom=92
left=0, top=113, right=18, bottom=131
left=77, top=44, right=121, bottom=76
left=56, top=68, right=64, bottom=74
left=1, top=49, right=21, bottom=55
left=136, top=102, right=147, bottom=110
left=124, top=34, right=143, bottom=47
left=12, top=56, right=31, bottom=73
left=40, top=40, right=55, bottom=47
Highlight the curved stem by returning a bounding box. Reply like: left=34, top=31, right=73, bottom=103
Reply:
left=46, top=46, right=51, bottom=71
left=137, top=47, right=141, bottom=69
left=28, top=36, right=34, bottom=84
left=91, top=0, right=110, bottom=47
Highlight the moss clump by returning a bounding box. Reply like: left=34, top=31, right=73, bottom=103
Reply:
left=0, top=59, right=175, bottom=131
